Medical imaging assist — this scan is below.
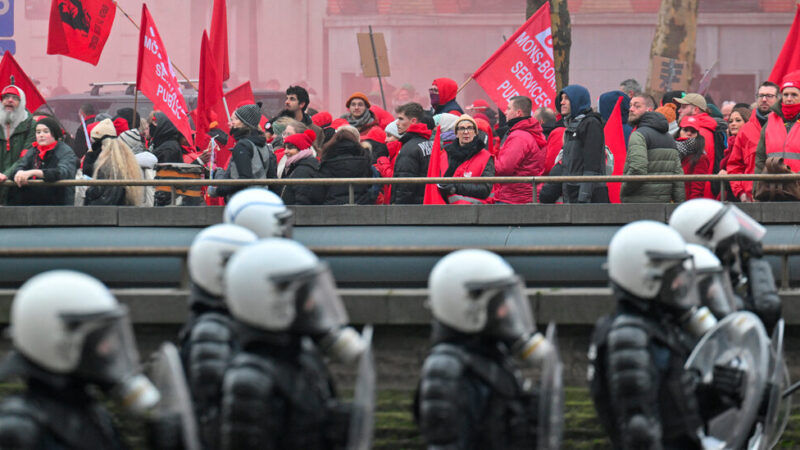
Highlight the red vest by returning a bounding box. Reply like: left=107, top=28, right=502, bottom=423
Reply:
left=765, top=112, right=800, bottom=172
left=439, top=149, right=493, bottom=204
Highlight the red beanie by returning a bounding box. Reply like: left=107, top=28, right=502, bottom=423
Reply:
left=312, top=111, right=333, bottom=128
left=782, top=71, right=800, bottom=91
left=331, top=118, right=348, bottom=129
left=112, top=117, right=129, bottom=135
left=283, top=129, right=317, bottom=150
left=364, top=126, right=386, bottom=144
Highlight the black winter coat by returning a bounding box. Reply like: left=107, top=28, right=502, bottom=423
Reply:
left=391, top=132, right=432, bottom=204
left=561, top=111, right=609, bottom=203
left=150, top=112, right=182, bottom=164
left=442, top=139, right=495, bottom=200
left=280, top=155, right=319, bottom=205
left=312, top=140, right=373, bottom=205
left=8, top=142, right=78, bottom=205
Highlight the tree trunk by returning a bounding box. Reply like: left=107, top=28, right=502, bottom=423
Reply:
left=526, top=0, right=571, bottom=92
left=645, top=0, right=698, bottom=99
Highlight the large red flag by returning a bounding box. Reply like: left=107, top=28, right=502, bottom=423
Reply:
left=423, top=126, right=446, bottom=205
left=472, top=3, right=556, bottom=111
left=196, top=31, right=224, bottom=151
left=0, top=52, right=46, bottom=112
left=604, top=97, right=626, bottom=204
left=210, top=0, right=230, bottom=81
left=769, top=4, right=800, bottom=84
left=47, top=0, right=116, bottom=65
left=136, top=5, right=193, bottom=144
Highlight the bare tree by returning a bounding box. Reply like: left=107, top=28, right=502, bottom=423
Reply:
left=526, top=0, right=571, bottom=92
left=645, top=0, right=699, bottom=98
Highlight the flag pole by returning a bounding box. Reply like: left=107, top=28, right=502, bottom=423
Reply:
left=113, top=1, right=198, bottom=91
left=133, top=89, right=139, bottom=130
left=456, top=76, right=472, bottom=95
left=367, top=25, right=387, bottom=110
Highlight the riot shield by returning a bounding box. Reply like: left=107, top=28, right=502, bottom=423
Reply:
left=347, top=325, right=375, bottom=450
left=147, top=342, right=201, bottom=450
left=685, top=311, right=770, bottom=450
left=537, top=322, right=564, bottom=450
left=752, top=319, right=791, bottom=450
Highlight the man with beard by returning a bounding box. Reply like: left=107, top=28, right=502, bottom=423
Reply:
left=620, top=94, right=685, bottom=203
left=277, top=85, right=313, bottom=126
left=727, top=81, right=780, bottom=201
left=0, top=85, right=36, bottom=204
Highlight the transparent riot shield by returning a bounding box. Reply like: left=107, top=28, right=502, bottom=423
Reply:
left=750, top=319, right=791, bottom=450
left=537, top=322, right=564, bottom=450
left=685, top=311, right=769, bottom=450
left=147, top=342, right=201, bottom=450
left=347, top=325, right=375, bottom=450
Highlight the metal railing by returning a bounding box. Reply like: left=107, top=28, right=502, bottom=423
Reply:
left=2, top=173, right=797, bottom=204
left=1, top=244, right=798, bottom=289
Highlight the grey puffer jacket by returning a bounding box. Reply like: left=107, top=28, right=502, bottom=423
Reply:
left=621, top=112, right=685, bottom=203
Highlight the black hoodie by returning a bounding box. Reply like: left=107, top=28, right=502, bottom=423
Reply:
left=149, top=112, right=182, bottom=164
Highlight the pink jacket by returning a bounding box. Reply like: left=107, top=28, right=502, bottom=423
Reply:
left=494, top=117, right=548, bottom=203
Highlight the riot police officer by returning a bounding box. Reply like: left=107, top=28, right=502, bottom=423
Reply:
left=669, top=198, right=781, bottom=333
left=415, top=249, right=558, bottom=450
left=588, top=221, right=745, bottom=450
left=223, top=187, right=293, bottom=238
left=178, top=223, right=258, bottom=449
left=219, top=238, right=367, bottom=449
left=0, top=270, right=168, bottom=449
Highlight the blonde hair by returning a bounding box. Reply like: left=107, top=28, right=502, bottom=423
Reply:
left=94, top=138, right=144, bottom=206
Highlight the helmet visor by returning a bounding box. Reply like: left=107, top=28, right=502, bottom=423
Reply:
left=696, top=205, right=765, bottom=243
left=279, top=263, right=348, bottom=336
left=62, top=306, right=140, bottom=386
left=472, top=276, right=535, bottom=341
left=277, top=210, right=294, bottom=238
left=697, top=271, right=737, bottom=318
left=657, top=257, right=699, bottom=309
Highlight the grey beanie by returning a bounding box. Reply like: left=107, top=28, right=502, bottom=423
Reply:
left=235, top=104, right=262, bottom=130
left=119, top=129, right=145, bottom=154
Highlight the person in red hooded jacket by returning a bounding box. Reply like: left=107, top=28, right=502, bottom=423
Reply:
left=674, top=119, right=710, bottom=200
left=429, top=78, right=463, bottom=115
left=494, top=96, right=547, bottom=203
left=755, top=71, right=800, bottom=189
left=674, top=93, right=722, bottom=197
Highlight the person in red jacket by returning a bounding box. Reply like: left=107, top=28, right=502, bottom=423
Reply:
left=493, top=96, right=547, bottom=204
left=675, top=119, right=710, bottom=200
left=727, top=82, right=779, bottom=202
left=754, top=72, right=800, bottom=192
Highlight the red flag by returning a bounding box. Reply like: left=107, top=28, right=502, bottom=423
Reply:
left=0, top=52, right=46, bottom=113
left=472, top=3, right=556, bottom=111
left=423, top=126, right=446, bottom=205
left=196, top=31, right=224, bottom=150
left=135, top=5, right=193, bottom=144
left=604, top=97, right=626, bottom=204
left=210, top=0, right=230, bottom=81
left=47, top=0, right=116, bottom=65
left=769, top=4, right=800, bottom=84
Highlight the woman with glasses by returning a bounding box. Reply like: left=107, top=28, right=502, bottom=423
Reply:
left=434, top=114, right=495, bottom=204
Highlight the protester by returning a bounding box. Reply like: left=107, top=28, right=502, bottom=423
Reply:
left=621, top=97, right=684, bottom=204
left=277, top=85, right=313, bottom=126
left=208, top=104, right=277, bottom=201
left=148, top=111, right=183, bottom=164
left=435, top=114, right=495, bottom=204
left=280, top=129, right=319, bottom=205
left=83, top=118, right=144, bottom=206
left=433, top=113, right=459, bottom=146
left=755, top=71, right=800, bottom=184
left=618, top=78, right=642, bottom=99
left=675, top=117, right=711, bottom=200
left=559, top=84, right=609, bottom=203
left=311, top=125, right=374, bottom=205
left=72, top=103, right=97, bottom=159
left=3, top=116, right=77, bottom=205
left=0, top=85, right=36, bottom=204
left=598, top=90, right=632, bottom=144
left=727, top=81, right=780, bottom=202
left=675, top=93, right=726, bottom=196
left=494, top=95, right=546, bottom=204
left=429, top=78, right=463, bottom=115
left=391, top=102, right=433, bottom=204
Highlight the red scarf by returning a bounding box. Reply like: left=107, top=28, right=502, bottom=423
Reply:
left=33, top=141, right=57, bottom=161
left=781, top=102, right=800, bottom=122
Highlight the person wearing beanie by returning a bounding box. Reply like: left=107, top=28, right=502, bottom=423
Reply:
left=621, top=94, right=685, bottom=204
left=208, top=105, right=277, bottom=201
left=433, top=113, right=459, bottom=146
left=494, top=95, right=547, bottom=204
left=361, top=126, right=389, bottom=165
left=279, top=129, right=319, bottom=205
left=429, top=78, right=463, bottom=115
left=312, top=111, right=333, bottom=128
left=674, top=92, right=726, bottom=199
left=341, top=92, right=379, bottom=136
left=727, top=81, right=780, bottom=202
left=384, top=120, right=401, bottom=141
left=558, top=84, right=609, bottom=203
left=1, top=116, right=77, bottom=205
left=0, top=85, right=36, bottom=204
left=431, top=113, right=494, bottom=204
left=755, top=72, right=800, bottom=182
left=673, top=119, right=710, bottom=201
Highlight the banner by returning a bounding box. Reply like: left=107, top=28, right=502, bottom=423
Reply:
left=769, top=4, right=800, bottom=84
left=196, top=31, right=223, bottom=151
left=47, top=0, right=116, bottom=65
left=472, top=3, right=556, bottom=111
left=0, top=51, right=46, bottom=112
left=604, top=97, right=626, bottom=203
left=135, top=4, right=193, bottom=144
left=423, top=126, right=446, bottom=205
left=210, top=0, right=229, bottom=81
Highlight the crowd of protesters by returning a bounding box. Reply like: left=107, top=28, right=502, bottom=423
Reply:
left=1, top=71, right=800, bottom=206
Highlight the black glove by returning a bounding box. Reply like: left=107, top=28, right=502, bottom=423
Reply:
left=712, top=364, right=746, bottom=408
left=437, top=184, right=456, bottom=198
